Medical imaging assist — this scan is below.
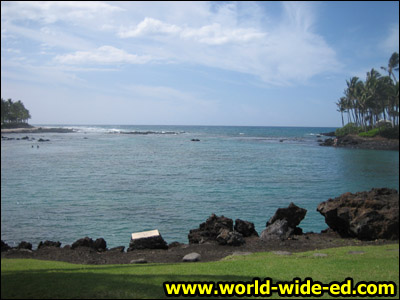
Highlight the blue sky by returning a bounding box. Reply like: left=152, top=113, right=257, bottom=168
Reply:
left=1, top=1, right=399, bottom=126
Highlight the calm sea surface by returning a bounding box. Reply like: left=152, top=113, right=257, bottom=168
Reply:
left=1, top=125, right=399, bottom=248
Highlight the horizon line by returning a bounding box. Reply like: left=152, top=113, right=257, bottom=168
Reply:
left=31, top=123, right=339, bottom=129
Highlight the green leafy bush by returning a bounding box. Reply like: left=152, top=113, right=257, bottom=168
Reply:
left=358, top=128, right=380, bottom=137
left=379, top=126, right=399, bottom=139
left=357, top=126, right=399, bottom=139
left=335, top=123, right=362, bottom=137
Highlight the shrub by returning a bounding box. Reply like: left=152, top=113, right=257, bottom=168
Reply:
left=357, top=126, right=399, bottom=139
left=335, top=123, right=362, bottom=137
left=379, top=126, right=399, bottom=139
left=358, top=128, right=380, bottom=137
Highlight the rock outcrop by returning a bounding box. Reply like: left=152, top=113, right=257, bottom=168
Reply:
left=127, top=230, right=168, bottom=251
left=216, top=229, right=245, bottom=246
left=320, top=134, right=399, bottom=151
left=319, top=138, right=335, bottom=146
left=71, top=237, right=107, bottom=251
left=188, top=214, right=248, bottom=246
left=266, top=202, right=307, bottom=228
left=38, top=240, right=61, bottom=249
left=260, top=203, right=307, bottom=241
left=234, top=219, right=258, bottom=237
left=17, top=241, right=32, bottom=250
left=1, top=240, right=11, bottom=252
left=317, top=188, right=399, bottom=240
left=188, top=214, right=234, bottom=244
left=260, top=219, right=294, bottom=241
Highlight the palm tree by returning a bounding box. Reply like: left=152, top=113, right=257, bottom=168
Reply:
left=0, top=98, right=31, bottom=125
left=345, top=76, right=361, bottom=125
left=365, top=69, right=382, bottom=127
left=381, top=52, right=399, bottom=84
left=336, top=97, right=346, bottom=127
left=337, top=52, right=400, bottom=131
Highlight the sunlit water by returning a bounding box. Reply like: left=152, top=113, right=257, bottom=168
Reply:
left=1, top=125, right=399, bottom=248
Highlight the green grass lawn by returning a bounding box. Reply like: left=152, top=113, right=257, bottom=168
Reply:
left=2, top=244, right=399, bottom=299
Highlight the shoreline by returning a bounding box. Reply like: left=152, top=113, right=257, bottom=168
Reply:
left=2, top=231, right=398, bottom=265
left=320, top=134, right=399, bottom=151
left=1, top=126, right=75, bottom=134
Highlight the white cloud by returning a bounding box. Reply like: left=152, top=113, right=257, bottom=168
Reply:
left=115, top=2, right=340, bottom=85
left=2, top=1, right=341, bottom=86
left=118, top=18, right=181, bottom=38
left=181, top=23, right=265, bottom=45
left=281, top=2, right=316, bottom=33
left=55, top=46, right=151, bottom=65
left=1, top=1, right=123, bottom=24
left=118, top=17, right=265, bottom=45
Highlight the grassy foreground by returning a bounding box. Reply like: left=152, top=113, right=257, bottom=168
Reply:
left=2, top=244, right=399, bottom=299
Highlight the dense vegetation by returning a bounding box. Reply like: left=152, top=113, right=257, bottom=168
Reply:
left=1, top=98, right=31, bottom=127
left=335, top=52, right=399, bottom=138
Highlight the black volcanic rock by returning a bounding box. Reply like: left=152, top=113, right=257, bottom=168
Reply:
left=216, top=229, right=245, bottom=246
left=266, top=202, right=307, bottom=228
left=1, top=240, right=11, bottom=252
left=71, top=237, right=107, bottom=251
left=234, top=219, right=258, bottom=237
left=260, top=219, right=294, bottom=241
left=17, top=241, right=32, bottom=250
left=260, top=203, right=307, bottom=241
left=38, top=240, right=61, bottom=249
left=317, top=188, right=399, bottom=240
left=188, top=214, right=234, bottom=244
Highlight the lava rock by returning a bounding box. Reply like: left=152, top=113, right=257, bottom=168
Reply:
left=71, top=237, right=107, bottom=251
left=93, top=238, right=107, bottom=252
left=260, top=219, right=294, bottom=241
left=317, top=188, right=399, bottom=240
left=1, top=240, right=11, bottom=252
left=319, top=138, right=335, bottom=146
left=17, top=241, right=32, bottom=250
left=188, top=214, right=233, bottom=244
left=216, top=229, right=245, bottom=246
left=234, top=219, right=258, bottom=237
left=266, top=202, right=307, bottom=229
left=38, top=240, right=61, bottom=249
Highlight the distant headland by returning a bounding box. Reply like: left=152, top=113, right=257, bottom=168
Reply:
left=1, top=126, right=75, bottom=134
left=1, top=98, right=75, bottom=134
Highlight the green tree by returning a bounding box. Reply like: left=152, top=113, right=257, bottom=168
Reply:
left=0, top=98, right=31, bottom=125
left=381, top=52, right=399, bottom=84
left=336, top=52, right=399, bottom=131
left=336, top=97, right=346, bottom=127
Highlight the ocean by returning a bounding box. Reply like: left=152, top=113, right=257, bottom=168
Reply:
left=1, top=125, right=399, bottom=249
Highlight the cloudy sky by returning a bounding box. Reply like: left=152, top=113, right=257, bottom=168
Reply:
left=1, top=1, right=399, bottom=126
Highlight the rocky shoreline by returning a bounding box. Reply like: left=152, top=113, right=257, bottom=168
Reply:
left=1, top=232, right=397, bottom=265
left=319, top=134, right=399, bottom=151
left=1, top=126, right=75, bottom=134
left=2, top=188, right=398, bottom=265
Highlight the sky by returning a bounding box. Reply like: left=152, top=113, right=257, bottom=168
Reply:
left=1, top=1, right=399, bottom=127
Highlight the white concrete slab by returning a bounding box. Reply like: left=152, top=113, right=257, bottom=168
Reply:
left=131, top=229, right=160, bottom=240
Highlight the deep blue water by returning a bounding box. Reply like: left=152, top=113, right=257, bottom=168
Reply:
left=1, top=125, right=399, bottom=249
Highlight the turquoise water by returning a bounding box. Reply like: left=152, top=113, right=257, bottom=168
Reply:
left=1, top=125, right=399, bottom=248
